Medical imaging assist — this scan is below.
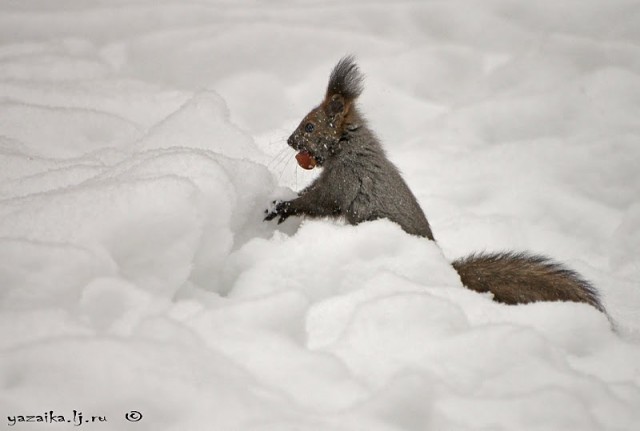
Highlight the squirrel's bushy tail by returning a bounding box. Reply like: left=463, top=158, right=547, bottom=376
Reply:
left=452, top=251, right=604, bottom=312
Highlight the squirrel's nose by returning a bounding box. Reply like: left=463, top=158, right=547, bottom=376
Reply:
left=287, top=135, right=297, bottom=149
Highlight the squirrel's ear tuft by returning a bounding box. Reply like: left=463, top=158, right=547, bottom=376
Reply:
left=326, top=55, right=364, bottom=102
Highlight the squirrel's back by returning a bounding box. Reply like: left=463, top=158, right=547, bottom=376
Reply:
left=332, top=119, right=433, bottom=238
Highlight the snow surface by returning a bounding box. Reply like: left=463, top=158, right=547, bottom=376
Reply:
left=1, top=0, right=640, bottom=430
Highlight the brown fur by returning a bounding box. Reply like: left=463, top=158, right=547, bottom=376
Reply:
left=453, top=252, right=604, bottom=312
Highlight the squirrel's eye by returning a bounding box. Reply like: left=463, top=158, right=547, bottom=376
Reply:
left=304, top=122, right=315, bottom=133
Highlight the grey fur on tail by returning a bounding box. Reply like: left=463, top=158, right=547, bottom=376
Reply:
left=265, top=55, right=606, bottom=314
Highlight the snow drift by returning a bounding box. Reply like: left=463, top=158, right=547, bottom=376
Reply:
left=1, top=1, right=639, bottom=430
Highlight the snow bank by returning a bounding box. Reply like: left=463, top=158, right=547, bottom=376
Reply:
left=1, top=1, right=639, bottom=430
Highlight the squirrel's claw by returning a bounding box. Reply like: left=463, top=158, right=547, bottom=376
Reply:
left=264, top=200, right=291, bottom=223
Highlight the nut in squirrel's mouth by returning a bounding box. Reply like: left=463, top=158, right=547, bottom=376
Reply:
left=295, top=151, right=317, bottom=170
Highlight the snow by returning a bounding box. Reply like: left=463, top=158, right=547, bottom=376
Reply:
left=1, top=0, right=639, bottom=430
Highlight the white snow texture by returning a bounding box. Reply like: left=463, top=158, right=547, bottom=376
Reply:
left=1, top=1, right=640, bottom=430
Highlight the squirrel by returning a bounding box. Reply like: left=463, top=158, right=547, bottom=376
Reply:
left=265, top=55, right=605, bottom=314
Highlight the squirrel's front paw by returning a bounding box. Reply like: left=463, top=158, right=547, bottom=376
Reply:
left=264, top=200, right=292, bottom=224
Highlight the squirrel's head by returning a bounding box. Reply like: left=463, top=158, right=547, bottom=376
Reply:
left=287, top=55, right=364, bottom=166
